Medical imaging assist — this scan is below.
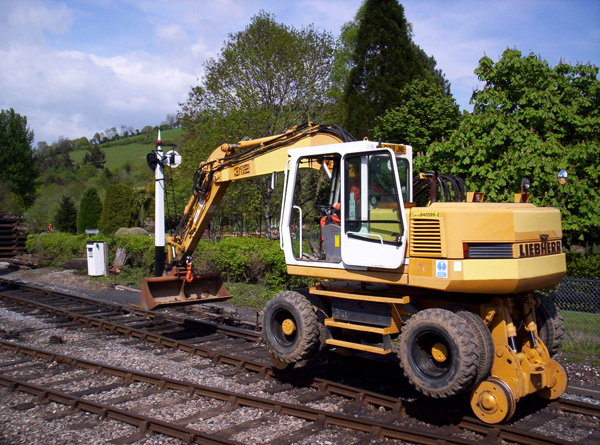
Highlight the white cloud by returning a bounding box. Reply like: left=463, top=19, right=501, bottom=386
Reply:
left=0, top=0, right=597, bottom=145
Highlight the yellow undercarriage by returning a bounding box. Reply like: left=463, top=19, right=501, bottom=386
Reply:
left=304, top=283, right=568, bottom=424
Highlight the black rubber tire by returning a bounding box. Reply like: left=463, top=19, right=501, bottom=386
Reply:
left=294, top=288, right=330, bottom=355
left=398, top=308, right=479, bottom=398
left=535, top=293, right=565, bottom=357
left=450, top=308, right=494, bottom=387
left=263, top=290, right=321, bottom=365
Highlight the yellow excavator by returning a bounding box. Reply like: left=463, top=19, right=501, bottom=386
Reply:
left=141, top=122, right=568, bottom=423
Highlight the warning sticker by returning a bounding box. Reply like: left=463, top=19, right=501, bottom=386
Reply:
left=436, top=260, right=448, bottom=279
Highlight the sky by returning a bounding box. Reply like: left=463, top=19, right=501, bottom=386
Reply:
left=1, top=0, right=599, bottom=146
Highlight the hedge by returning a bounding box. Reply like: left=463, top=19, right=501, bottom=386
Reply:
left=566, top=252, right=600, bottom=279
left=25, top=234, right=312, bottom=291
left=27, top=232, right=596, bottom=288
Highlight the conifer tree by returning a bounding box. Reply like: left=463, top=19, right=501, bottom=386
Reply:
left=98, top=184, right=136, bottom=234
left=0, top=108, right=37, bottom=210
left=82, top=145, right=106, bottom=169
left=343, top=0, right=446, bottom=139
left=76, top=187, right=103, bottom=233
left=54, top=196, right=77, bottom=234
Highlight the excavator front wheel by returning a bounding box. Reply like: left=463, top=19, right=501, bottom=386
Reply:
left=263, top=291, right=321, bottom=367
left=537, top=360, right=569, bottom=400
left=470, top=377, right=516, bottom=424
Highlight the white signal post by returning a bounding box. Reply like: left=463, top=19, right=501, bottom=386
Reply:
left=154, top=130, right=166, bottom=276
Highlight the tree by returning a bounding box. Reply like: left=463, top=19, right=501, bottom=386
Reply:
left=53, top=136, right=74, bottom=154
left=164, top=113, right=178, bottom=129
left=76, top=187, right=103, bottom=233
left=0, top=108, right=37, bottom=210
left=426, top=49, right=600, bottom=246
left=82, top=144, right=106, bottom=169
left=54, top=195, right=77, bottom=233
left=342, top=0, right=449, bottom=139
left=98, top=184, right=136, bottom=234
left=372, top=79, right=461, bottom=156
left=75, top=137, right=90, bottom=149
left=179, top=11, right=339, bottom=238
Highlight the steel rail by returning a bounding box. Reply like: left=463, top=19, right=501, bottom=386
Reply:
left=0, top=341, right=476, bottom=445
left=0, top=289, right=408, bottom=411
left=0, top=277, right=259, bottom=341
left=1, top=280, right=598, bottom=444
left=0, top=375, right=240, bottom=444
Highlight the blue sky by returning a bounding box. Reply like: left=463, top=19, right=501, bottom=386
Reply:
left=1, top=0, right=598, bottom=145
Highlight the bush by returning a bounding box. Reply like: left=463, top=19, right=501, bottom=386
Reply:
left=26, top=233, right=87, bottom=266
left=54, top=196, right=77, bottom=234
left=98, top=184, right=136, bottom=234
left=77, top=187, right=102, bottom=233
left=26, top=233, right=314, bottom=292
left=113, top=234, right=154, bottom=269
left=195, top=237, right=312, bottom=291
left=566, top=252, right=600, bottom=279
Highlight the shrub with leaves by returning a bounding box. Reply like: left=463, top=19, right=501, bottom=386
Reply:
left=98, top=184, right=136, bottom=234
left=54, top=196, right=77, bottom=234
left=426, top=49, right=600, bottom=246
left=77, top=187, right=102, bottom=233
left=26, top=233, right=86, bottom=266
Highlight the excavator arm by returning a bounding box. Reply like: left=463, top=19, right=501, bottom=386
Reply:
left=141, top=122, right=353, bottom=309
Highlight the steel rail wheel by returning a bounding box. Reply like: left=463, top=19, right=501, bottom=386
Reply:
left=263, top=290, right=321, bottom=367
left=398, top=308, right=479, bottom=398
left=471, top=377, right=516, bottom=424
left=537, top=360, right=569, bottom=400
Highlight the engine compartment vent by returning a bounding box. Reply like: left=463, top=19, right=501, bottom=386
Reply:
left=410, top=218, right=444, bottom=257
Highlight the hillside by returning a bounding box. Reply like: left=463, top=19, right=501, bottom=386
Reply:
left=69, top=127, right=184, bottom=170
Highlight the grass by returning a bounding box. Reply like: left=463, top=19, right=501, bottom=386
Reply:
left=225, top=282, right=274, bottom=312
left=555, top=309, right=600, bottom=365
left=70, top=128, right=184, bottom=170
left=561, top=310, right=600, bottom=338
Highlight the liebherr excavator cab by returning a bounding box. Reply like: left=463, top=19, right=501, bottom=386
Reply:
left=141, top=123, right=568, bottom=424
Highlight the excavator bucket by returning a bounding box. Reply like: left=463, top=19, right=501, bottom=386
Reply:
left=140, top=270, right=232, bottom=310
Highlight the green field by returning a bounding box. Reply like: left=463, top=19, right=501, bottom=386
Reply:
left=70, top=127, right=184, bottom=170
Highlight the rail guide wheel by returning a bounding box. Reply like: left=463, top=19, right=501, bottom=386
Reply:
left=537, top=360, right=569, bottom=400
left=470, top=377, right=516, bottom=424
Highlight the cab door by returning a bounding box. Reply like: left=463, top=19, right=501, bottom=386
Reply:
left=340, top=149, right=407, bottom=269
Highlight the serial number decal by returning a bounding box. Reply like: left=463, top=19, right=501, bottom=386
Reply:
left=518, top=240, right=562, bottom=258
left=382, top=143, right=407, bottom=154
left=412, top=212, right=440, bottom=218
left=233, top=163, right=251, bottom=177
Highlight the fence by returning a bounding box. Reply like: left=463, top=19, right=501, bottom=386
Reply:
left=545, top=278, right=600, bottom=344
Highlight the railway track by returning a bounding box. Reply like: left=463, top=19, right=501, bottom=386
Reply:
left=1, top=277, right=599, bottom=443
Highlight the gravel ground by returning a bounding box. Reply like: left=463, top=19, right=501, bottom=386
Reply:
left=1, top=263, right=599, bottom=444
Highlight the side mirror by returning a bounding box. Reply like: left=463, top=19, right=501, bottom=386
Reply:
left=516, top=177, right=531, bottom=203
left=557, top=169, right=568, bottom=185
left=556, top=170, right=570, bottom=208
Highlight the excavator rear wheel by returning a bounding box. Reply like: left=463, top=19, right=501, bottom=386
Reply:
left=398, top=308, right=479, bottom=398
left=445, top=306, right=495, bottom=387
left=263, top=291, right=321, bottom=367
left=535, top=294, right=566, bottom=357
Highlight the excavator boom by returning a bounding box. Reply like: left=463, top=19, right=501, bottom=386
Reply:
left=141, top=123, right=353, bottom=310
